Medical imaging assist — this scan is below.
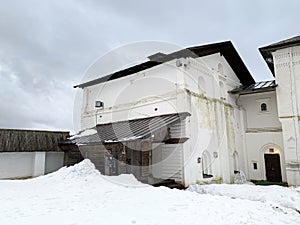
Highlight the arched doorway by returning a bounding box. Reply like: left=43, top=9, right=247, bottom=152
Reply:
left=263, top=147, right=282, bottom=182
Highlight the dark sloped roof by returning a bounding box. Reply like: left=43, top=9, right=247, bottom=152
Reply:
left=71, top=112, right=190, bottom=145
left=74, top=41, right=255, bottom=88
left=259, top=35, right=300, bottom=75
left=0, top=129, right=69, bottom=152
left=229, top=80, right=277, bottom=95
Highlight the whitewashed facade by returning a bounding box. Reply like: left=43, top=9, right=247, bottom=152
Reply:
left=259, top=36, right=300, bottom=186
left=76, top=38, right=300, bottom=186
left=0, top=129, right=67, bottom=179
left=0, top=152, right=64, bottom=179
left=238, top=89, right=286, bottom=183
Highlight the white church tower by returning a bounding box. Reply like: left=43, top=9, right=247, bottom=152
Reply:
left=260, top=36, right=300, bottom=185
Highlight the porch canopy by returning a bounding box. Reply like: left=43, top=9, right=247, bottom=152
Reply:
left=71, top=112, right=190, bottom=145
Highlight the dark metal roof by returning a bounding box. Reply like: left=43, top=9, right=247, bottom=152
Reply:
left=229, top=80, right=277, bottom=95
left=71, top=112, right=190, bottom=145
left=259, top=35, right=300, bottom=76
left=74, top=41, right=255, bottom=88
left=0, top=129, right=69, bottom=152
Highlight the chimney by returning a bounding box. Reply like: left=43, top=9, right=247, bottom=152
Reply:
left=147, top=52, right=167, bottom=62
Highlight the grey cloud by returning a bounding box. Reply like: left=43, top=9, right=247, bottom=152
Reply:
left=0, top=0, right=299, bottom=132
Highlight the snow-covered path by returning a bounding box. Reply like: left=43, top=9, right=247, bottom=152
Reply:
left=188, top=183, right=300, bottom=212
left=0, top=160, right=299, bottom=225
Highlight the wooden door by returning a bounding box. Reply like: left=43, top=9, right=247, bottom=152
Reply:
left=264, top=154, right=282, bottom=182
left=104, top=149, right=118, bottom=175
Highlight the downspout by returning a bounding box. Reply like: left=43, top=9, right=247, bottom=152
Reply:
left=234, top=92, right=250, bottom=180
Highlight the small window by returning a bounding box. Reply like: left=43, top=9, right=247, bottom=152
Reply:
left=217, top=63, right=224, bottom=74
left=95, top=101, right=104, bottom=109
left=260, top=103, right=267, bottom=112
left=269, top=148, right=274, bottom=153
left=256, top=98, right=270, bottom=113
left=253, top=162, right=258, bottom=170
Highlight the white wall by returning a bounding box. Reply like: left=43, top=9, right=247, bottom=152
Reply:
left=239, top=91, right=286, bottom=182
left=151, top=120, right=186, bottom=183
left=274, top=46, right=300, bottom=117
left=45, top=152, right=64, bottom=174
left=244, top=132, right=285, bottom=181
left=179, top=54, right=245, bottom=184
left=0, top=152, right=64, bottom=179
left=239, top=91, right=281, bottom=130
left=272, top=46, right=300, bottom=185
left=33, top=152, right=46, bottom=177
left=81, top=59, right=186, bottom=130
left=80, top=53, right=247, bottom=186
left=0, top=152, right=34, bottom=179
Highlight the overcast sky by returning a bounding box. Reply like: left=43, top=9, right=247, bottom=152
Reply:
left=0, top=0, right=299, bottom=133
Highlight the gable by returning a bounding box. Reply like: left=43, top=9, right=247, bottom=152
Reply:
left=75, top=41, right=255, bottom=88
left=259, top=35, right=300, bottom=76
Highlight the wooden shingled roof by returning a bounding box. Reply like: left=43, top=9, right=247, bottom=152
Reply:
left=0, top=129, right=70, bottom=152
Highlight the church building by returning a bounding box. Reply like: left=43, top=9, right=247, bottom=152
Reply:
left=72, top=36, right=300, bottom=186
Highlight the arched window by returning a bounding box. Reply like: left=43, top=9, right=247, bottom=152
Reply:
left=202, top=151, right=213, bottom=178
left=219, top=81, right=226, bottom=98
left=217, top=63, right=224, bottom=74
left=261, top=103, right=267, bottom=111
left=233, top=151, right=239, bottom=172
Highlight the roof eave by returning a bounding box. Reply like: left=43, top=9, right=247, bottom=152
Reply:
left=74, top=41, right=255, bottom=88
left=259, top=48, right=275, bottom=76
left=230, top=86, right=277, bottom=95
left=259, top=36, right=300, bottom=76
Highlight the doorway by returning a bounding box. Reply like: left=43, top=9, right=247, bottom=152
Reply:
left=264, top=154, right=282, bottom=182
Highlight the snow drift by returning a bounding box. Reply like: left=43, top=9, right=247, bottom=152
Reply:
left=0, top=160, right=299, bottom=225
left=188, top=183, right=300, bottom=212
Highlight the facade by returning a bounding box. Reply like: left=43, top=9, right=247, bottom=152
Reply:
left=233, top=82, right=285, bottom=183
left=0, top=129, right=69, bottom=179
left=73, top=38, right=300, bottom=186
left=259, top=36, right=300, bottom=185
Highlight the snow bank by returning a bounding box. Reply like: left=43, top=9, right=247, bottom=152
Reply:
left=1, top=160, right=300, bottom=225
left=38, top=159, right=146, bottom=187
left=58, top=159, right=100, bottom=178
left=33, top=159, right=101, bottom=182
left=188, top=183, right=300, bottom=212
left=107, top=174, right=145, bottom=186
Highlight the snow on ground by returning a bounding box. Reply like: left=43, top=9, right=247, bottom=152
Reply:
left=188, top=183, right=300, bottom=212
left=0, top=160, right=299, bottom=225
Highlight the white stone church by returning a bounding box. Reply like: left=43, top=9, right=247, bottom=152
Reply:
left=73, top=35, right=300, bottom=186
